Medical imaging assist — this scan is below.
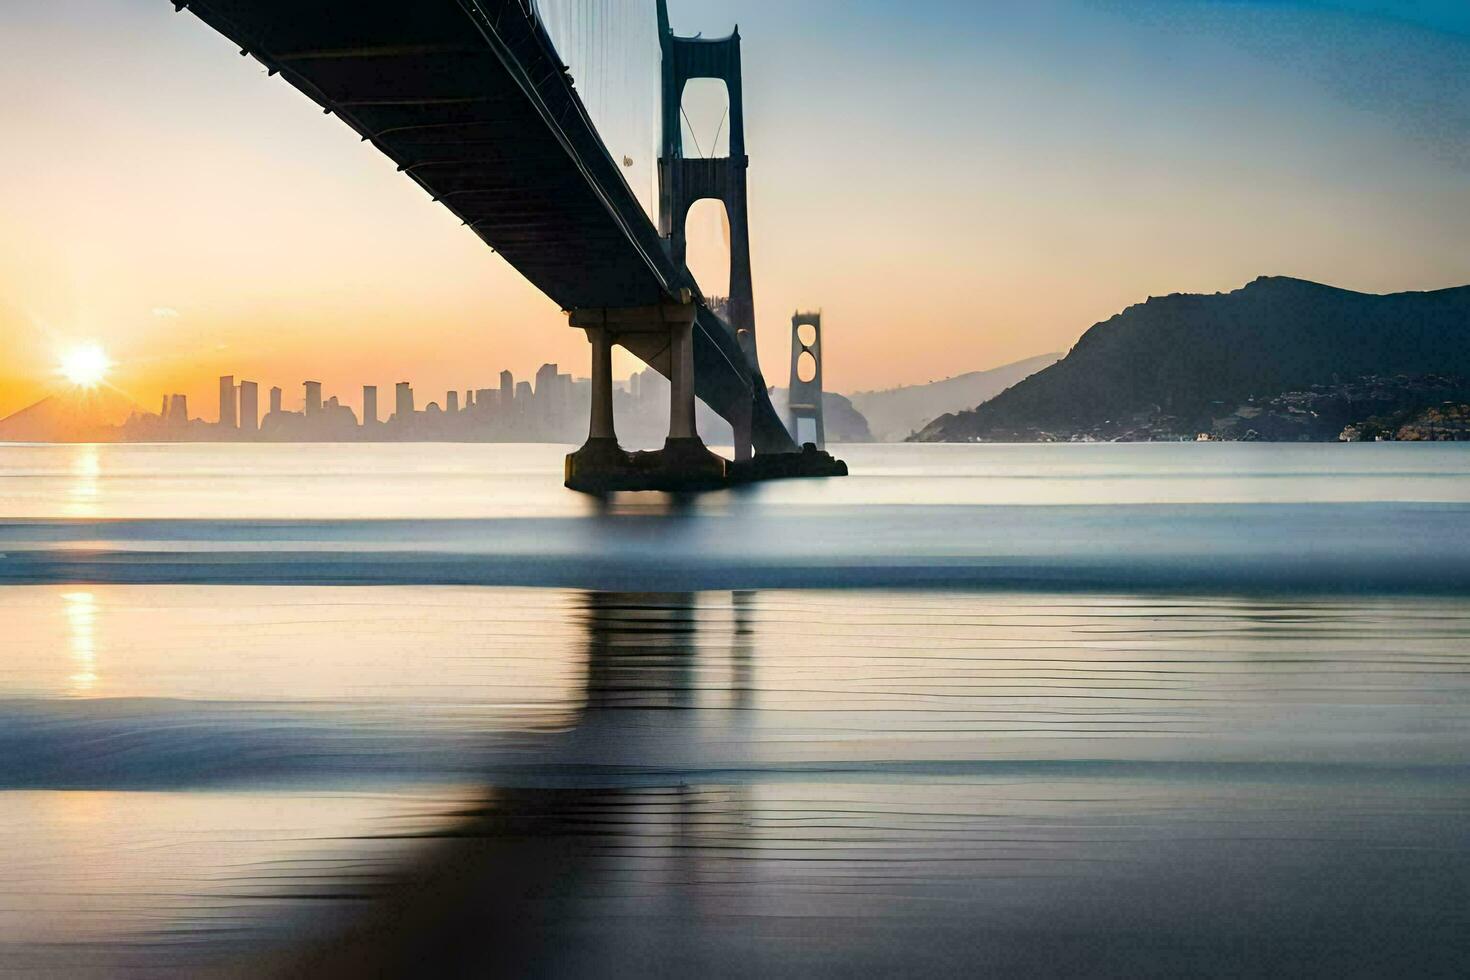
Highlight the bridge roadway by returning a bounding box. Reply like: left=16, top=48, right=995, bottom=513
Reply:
left=175, top=0, right=797, bottom=455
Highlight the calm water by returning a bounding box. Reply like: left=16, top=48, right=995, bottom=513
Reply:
left=0, top=443, right=1468, bottom=976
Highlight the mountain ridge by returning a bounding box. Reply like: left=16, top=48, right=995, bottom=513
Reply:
left=912, top=276, right=1470, bottom=442
left=0, top=386, right=140, bottom=442
left=849, top=353, right=1061, bottom=441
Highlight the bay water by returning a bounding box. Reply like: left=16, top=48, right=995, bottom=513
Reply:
left=0, top=442, right=1467, bottom=975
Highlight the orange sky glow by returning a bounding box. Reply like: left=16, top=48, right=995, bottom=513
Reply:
left=1, top=1, right=1467, bottom=422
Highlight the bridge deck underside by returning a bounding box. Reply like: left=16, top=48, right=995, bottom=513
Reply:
left=179, top=0, right=794, bottom=453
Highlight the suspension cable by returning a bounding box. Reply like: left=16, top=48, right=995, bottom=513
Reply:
left=680, top=103, right=705, bottom=157
left=710, top=104, right=729, bottom=157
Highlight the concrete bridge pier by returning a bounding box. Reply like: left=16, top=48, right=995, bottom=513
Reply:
left=661, top=318, right=726, bottom=476
left=565, top=297, right=727, bottom=493
left=565, top=324, right=624, bottom=472
left=666, top=318, right=697, bottom=442
left=730, top=391, right=754, bottom=463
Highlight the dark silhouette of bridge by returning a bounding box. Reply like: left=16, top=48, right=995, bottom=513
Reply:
left=174, top=0, right=844, bottom=490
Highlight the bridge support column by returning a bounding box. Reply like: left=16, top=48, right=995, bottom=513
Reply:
left=565, top=324, right=627, bottom=485
left=586, top=325, right=617, bottom=443
left=661, top=318, right=725, bottom=481
left=731, top=392, right=753, bottom=463
left=667, top=320, right=696, bottom=442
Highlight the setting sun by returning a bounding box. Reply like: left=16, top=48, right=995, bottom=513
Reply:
left=59, top=344, right=110, bottom=388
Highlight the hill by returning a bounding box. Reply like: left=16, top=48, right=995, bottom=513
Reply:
left=766, top=389, right=873, bottom=443
left=0, top=386, right=140, bottom=442
left=912, top=277, right=1470, bottom=442
left=849, top=353, right=1060, bottom=441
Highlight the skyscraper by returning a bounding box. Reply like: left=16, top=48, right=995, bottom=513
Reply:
left=239, top=380, right=259, bottom=434
left=304, top=381, right=323, bottom=416
left=218, top=375, right=237, bottom=429
left=446, top=390, right=460, bottom=414
left=395, top=381, right=414, bottom=420
left=532, top=363, right=562, bottom=432
left=269, top=386, right=283, bottom=415
left=168, top=393, right=188, bottom=425
left=500, top=370, right=514, bottom=407
left=362, top=385, right=378, bottom=427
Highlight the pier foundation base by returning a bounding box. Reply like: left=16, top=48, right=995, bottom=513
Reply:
left=566, top=441, right=845, bottom=495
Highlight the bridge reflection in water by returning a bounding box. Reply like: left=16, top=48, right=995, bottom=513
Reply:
left=274, top=590, right=1470, bottom=978
left=3, top=582, right=1467, bottom=973
left=280, top=590, right=760, bottom=976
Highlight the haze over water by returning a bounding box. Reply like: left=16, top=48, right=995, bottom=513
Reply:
left=0, top=442, right=1467, bottom=975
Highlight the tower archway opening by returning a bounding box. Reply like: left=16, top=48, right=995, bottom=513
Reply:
left=679, top=77, right=731, bottom=158
left=796, top=350, right=818, bottom=384
left=684, top=198, right=732, bottom=300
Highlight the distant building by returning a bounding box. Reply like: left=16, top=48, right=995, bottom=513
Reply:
left=113, top=356, right=706, bottom=445
left=633, top=367, right=668, bottom=405
left=218, top=375, right=236, bottom=429
left=239, top=381, right=259, bottom=434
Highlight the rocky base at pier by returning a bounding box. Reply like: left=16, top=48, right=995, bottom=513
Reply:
left=565, top=441, right=846, bottom=494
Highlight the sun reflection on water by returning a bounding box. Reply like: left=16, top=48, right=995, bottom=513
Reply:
left=65, top=445, right=101, bottom=518
left=62, top=591, right=98, bottom=693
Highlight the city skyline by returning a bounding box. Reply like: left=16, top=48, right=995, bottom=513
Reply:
left=103, top=361, right=772, bottom=449
left=2, top=1, right=1468, bottom=419
left=127, top=363, right=584, bottom=438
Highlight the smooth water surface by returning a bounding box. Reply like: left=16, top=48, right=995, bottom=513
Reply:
left=5, top=442, right=1470, bottom=520
left=0, top=443, right=1467, bottom=975
left=3, top=442, right=1470, bottom=593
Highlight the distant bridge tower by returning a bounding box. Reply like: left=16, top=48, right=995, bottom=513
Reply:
left=787, top=311, right=825, bottom=449
left=657, top=0, right=760, bottom=459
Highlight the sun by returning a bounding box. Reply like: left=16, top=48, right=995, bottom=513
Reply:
left=59, top=343, right=111, bottom=388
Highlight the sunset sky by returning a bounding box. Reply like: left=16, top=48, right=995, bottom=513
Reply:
left=1, top=0, right=1467, bottom=421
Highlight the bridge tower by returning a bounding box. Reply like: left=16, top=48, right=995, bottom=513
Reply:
left=657, top=1, right=760, bottom=460
left=787, top=311, right=826, bottom=450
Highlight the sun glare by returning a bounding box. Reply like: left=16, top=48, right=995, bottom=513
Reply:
left=60, top=343, right=110, bottom=388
